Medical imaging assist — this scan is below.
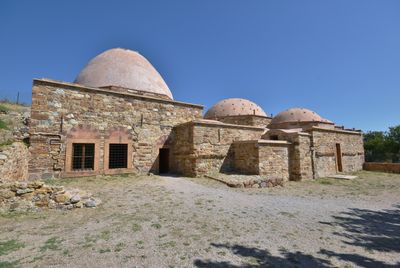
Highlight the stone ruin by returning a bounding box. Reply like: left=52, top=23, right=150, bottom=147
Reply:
left=0, top=180, right=100, bottom=212
left=0, top=47, right=365, bottom=191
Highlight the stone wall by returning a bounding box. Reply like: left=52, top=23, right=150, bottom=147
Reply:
left=173, top=120, right=264, bottom=177
left=258, top=141, right=290, bottom=181
left=233, top=141, right=259, bottom=175
left=311, top=128, right=364, bottom=178
left=262, top=130, right=313, bottom=181
left=233, top=140, right=290, bottom=181
left=29, top=79, right=203, bottom=179
left=216, top=115, right=271, bottom=127
left=363, top=162, right=400, bottom=174
left=171, top=123, right=195, bottom=176
left=0, top=142, right=29, bottom=182
left=291, top=134, right=313, bottom=180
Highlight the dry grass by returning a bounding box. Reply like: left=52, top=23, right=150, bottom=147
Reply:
left=0, top=171, right=399, bottom=267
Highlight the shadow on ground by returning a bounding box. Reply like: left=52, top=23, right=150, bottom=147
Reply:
left=194, top=204, right=400, bottom=268
left=194, top=243, right=331, bottom=268
left=319, top=203, right=400, bottom=268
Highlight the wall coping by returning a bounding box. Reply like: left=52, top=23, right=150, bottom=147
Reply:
left=234, top=139, right=291, bottom=145
left=180, top=119, right=266, bottom=131
left=33, top=78, right=204, bottom=109
left=267, top=128, right=311, bottom=137
left=310, top=126, right=362, bottom=135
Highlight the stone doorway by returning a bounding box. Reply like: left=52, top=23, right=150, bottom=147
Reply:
left=159, top=148, right=170, bottom=174
left=336, top=143, right=343, bottom=172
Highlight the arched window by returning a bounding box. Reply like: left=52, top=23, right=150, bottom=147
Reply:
left=65, top=125, right=100, bottom=175
left=104, top=127, right=133, bottom=174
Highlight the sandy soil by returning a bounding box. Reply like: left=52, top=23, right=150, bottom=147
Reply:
left=0, top=171, right=399, bottom=267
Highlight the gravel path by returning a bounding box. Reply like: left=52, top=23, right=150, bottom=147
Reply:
left=0, top=171, right=399, bottom=267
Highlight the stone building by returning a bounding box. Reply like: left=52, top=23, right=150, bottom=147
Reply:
left=28, top=48, right=364, bottom=180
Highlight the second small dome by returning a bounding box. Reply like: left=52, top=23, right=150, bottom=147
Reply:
left=204, top=98, right=268, bottom=119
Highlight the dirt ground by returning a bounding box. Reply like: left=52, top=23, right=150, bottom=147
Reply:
left=0, top=171, right=399, bottom=268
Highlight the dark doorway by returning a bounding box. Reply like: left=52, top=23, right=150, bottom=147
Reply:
left=109, top=144, right=128, bottom=169
left=336, top=143, right=343, bottom=172
left=159, top=148, right=170, bottom=174
left=72, top=143, right=95, bottom=170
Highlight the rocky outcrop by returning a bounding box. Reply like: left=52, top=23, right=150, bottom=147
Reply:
left=0, top=180, right=100, bottom=212
left=0, top=142, right=29, bottom=182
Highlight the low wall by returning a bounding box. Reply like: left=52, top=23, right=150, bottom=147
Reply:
left=363, top=162, right=400, bottom=174
left=0, top=142, right=29, bottom=182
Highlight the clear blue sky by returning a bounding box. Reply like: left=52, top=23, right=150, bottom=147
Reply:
left=0, top=0, right=399, bottom=131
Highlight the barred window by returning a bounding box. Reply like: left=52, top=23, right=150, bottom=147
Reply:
left=72, top=143, right=95, bottom=170
left=109, top=144, right=128, bottom=169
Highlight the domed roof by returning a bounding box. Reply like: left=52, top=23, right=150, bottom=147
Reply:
left=204, top=98, right=268, bottom=119
left=74, top=48, right=173, bottom=99
left=271, top=108, right=324, bottom=124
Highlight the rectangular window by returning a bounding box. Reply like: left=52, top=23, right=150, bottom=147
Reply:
left=72, top=143, right=95, bottom=170
left=109, top=144, right=128, bottom=169
left=270, top=135, right=279, bottom=140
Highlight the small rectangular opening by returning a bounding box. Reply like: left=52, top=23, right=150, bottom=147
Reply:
left=159, top=148, right=170, bottom=174
left=270, top=135, right=279, bottom=140
left=109, top=144, right=128, bottom=169
left=336, top=143, right=343, bottom=172
left=72, top=143, right=95, bottom=170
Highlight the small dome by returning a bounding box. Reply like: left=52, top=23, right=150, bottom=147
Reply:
left=271, top=108, right=324, bottom=124
left=75, top=48, right=173, bottom=99
left=204, top=98, right=267, bottom=119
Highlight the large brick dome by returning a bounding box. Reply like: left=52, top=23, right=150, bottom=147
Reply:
left=74, top=48, right=173, bottom=99
left=204, top=98, right=268, bottom=119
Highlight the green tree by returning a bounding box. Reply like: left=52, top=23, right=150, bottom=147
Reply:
left=364, top=125, right=400, bottom=163
left=386, top=125, right=400, bottom=162
left=364, top=131, right=388, bottom=162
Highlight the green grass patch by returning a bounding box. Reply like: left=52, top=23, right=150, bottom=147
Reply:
left=278, top=211, right=297, bottom=218
left=99, top=230, right=111, bottom=241
left=151, top=223, right=162, bottom=229
left=132, top=223, right=142, bottom=232
left=0, top=240, right=25, bottom=256
left=114, top=242, right=125, bottom=252
left=40, top=237, right=63, bottom=252
left=81, top=235, right=97, bottom=249
left=0, top=119, right=8, bottom=130
left=315, top=178, right=334, bottom=185
left=159, top=241, right=176, bottom=249
left=0, top=260, right=20, bottom=268
left=99, top=248, right=111, bottom=254
left=0, top=104, right=10, bottom=112
left=0, top=140, right=13, bottom=148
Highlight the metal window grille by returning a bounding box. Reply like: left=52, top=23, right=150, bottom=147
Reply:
left=72, top=143, right=95, bottom=170
left=109, top=144, right=128, bottom=169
